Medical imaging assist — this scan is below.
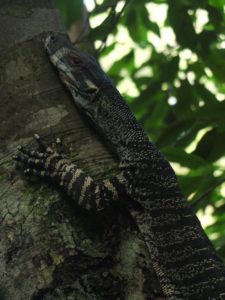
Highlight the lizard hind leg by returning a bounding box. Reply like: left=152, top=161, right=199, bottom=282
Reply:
left=13, top=135, right=128, bottom=213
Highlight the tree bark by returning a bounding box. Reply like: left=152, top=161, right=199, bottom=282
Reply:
left=0, top=1, right=163, bottom=299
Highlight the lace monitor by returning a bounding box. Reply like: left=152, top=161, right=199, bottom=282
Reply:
left=14, top=33, right=225, bottom=299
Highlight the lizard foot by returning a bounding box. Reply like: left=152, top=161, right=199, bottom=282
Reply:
left=13, top=134, right=70, bottom=181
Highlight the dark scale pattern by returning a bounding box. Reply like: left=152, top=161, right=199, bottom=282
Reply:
left=14, top=33, right=225, bottom=299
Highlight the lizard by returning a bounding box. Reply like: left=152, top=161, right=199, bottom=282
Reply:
left=13, top=32, right=225, bottom=299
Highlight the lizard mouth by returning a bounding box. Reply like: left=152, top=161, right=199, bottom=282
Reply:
left=59, top=70, right=97, bottom=97
left=58, top=70, right=99, bottom=119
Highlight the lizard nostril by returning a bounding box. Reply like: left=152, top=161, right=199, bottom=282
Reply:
left=50, top=35, right=56, bottom=42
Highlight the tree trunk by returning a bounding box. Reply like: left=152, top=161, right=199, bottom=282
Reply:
left=0, top=1, right=163, bottom=299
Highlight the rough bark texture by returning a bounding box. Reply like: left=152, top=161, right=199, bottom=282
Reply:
left=0, top=1, right=163, bottom=299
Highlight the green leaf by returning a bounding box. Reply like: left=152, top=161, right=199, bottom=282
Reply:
left=156, top=119, right=195, bottom=147
left=108, top=50, right=135, bottom=77
left=207, top=5, right=224, bottom=32
left=99, top=42, right=116, bottom=57
left=178, top=165, right=213, bottom=198
left=202, top=49, right=225, bottom=82
left=160, top=56, right=180, bottom=82
left=141, top=7, right=161, bottom=37
left=130, top=80, right=162, bottom=116
left=188, top=61, right=206, bottom=78
left=123, top=6, right=149, bottom=44
left=91, top=0, right=115, bottom=15
left=175, top=80, right=198, bottom=119
left=195, top=83, right=216, bottom=104
left=209, top=0, right=225, bottom=9
left=162, top=147, right=207, bottom=168
left=196, top=101, right=225, bottom=128
left=89, top=11, right=117, bottom=42
left=194, top=128, right=225, bottom=162
left=56, top=0, right=83, bottom=28
left=198, top=30, right=218, bottom=52
left=156, top=118, right=202, bottom=147
left=191, top=174, right=218, bottom=209
left=167, top=1, right=198, bottom=49
left=135, top=0, right=166, bottom=3
left=146, top=95, right=168, bottom=125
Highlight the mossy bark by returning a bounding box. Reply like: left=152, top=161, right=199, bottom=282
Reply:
left=0, top=1, right=163, bottom=299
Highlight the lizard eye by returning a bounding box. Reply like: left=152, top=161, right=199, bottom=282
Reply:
left=73, top=57, right=81, bottom=65
left=50, top=35, right=56, bottom=42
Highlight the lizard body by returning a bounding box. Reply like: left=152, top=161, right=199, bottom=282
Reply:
left=14, top=33, right=225, bottom=299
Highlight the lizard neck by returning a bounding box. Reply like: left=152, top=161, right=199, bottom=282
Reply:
left=91, top=83, right=151, bottom=164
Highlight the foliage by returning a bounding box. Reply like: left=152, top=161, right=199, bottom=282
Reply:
left=56, top=0, right=225, bottom=259
left=56, top=0, right=83, bottom=28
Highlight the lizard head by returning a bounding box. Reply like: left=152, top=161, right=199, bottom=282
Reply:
left=44, top=32, right=108, bottom=119
left=43, top=32, right=142, bottom=154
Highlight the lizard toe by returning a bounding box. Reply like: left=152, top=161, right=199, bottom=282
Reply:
left=34, top=134, right=54, bottom=154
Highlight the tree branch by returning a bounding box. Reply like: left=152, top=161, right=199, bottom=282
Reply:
left=72, top=0, right=131, bottom=56
left=97, top=0, right=132, bottom=55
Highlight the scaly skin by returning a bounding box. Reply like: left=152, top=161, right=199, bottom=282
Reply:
left=14, top=33, right=225, bottom=299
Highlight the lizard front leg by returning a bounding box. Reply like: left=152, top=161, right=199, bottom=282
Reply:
left=13, top=135, right=126, bottom=211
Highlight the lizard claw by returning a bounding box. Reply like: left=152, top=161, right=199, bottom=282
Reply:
left=34, top=134, right=53, bottom=154
left=56, top=137, right=62, bottom=145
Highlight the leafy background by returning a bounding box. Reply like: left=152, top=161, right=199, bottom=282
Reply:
left=56, top=0, right=225, bottom=259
